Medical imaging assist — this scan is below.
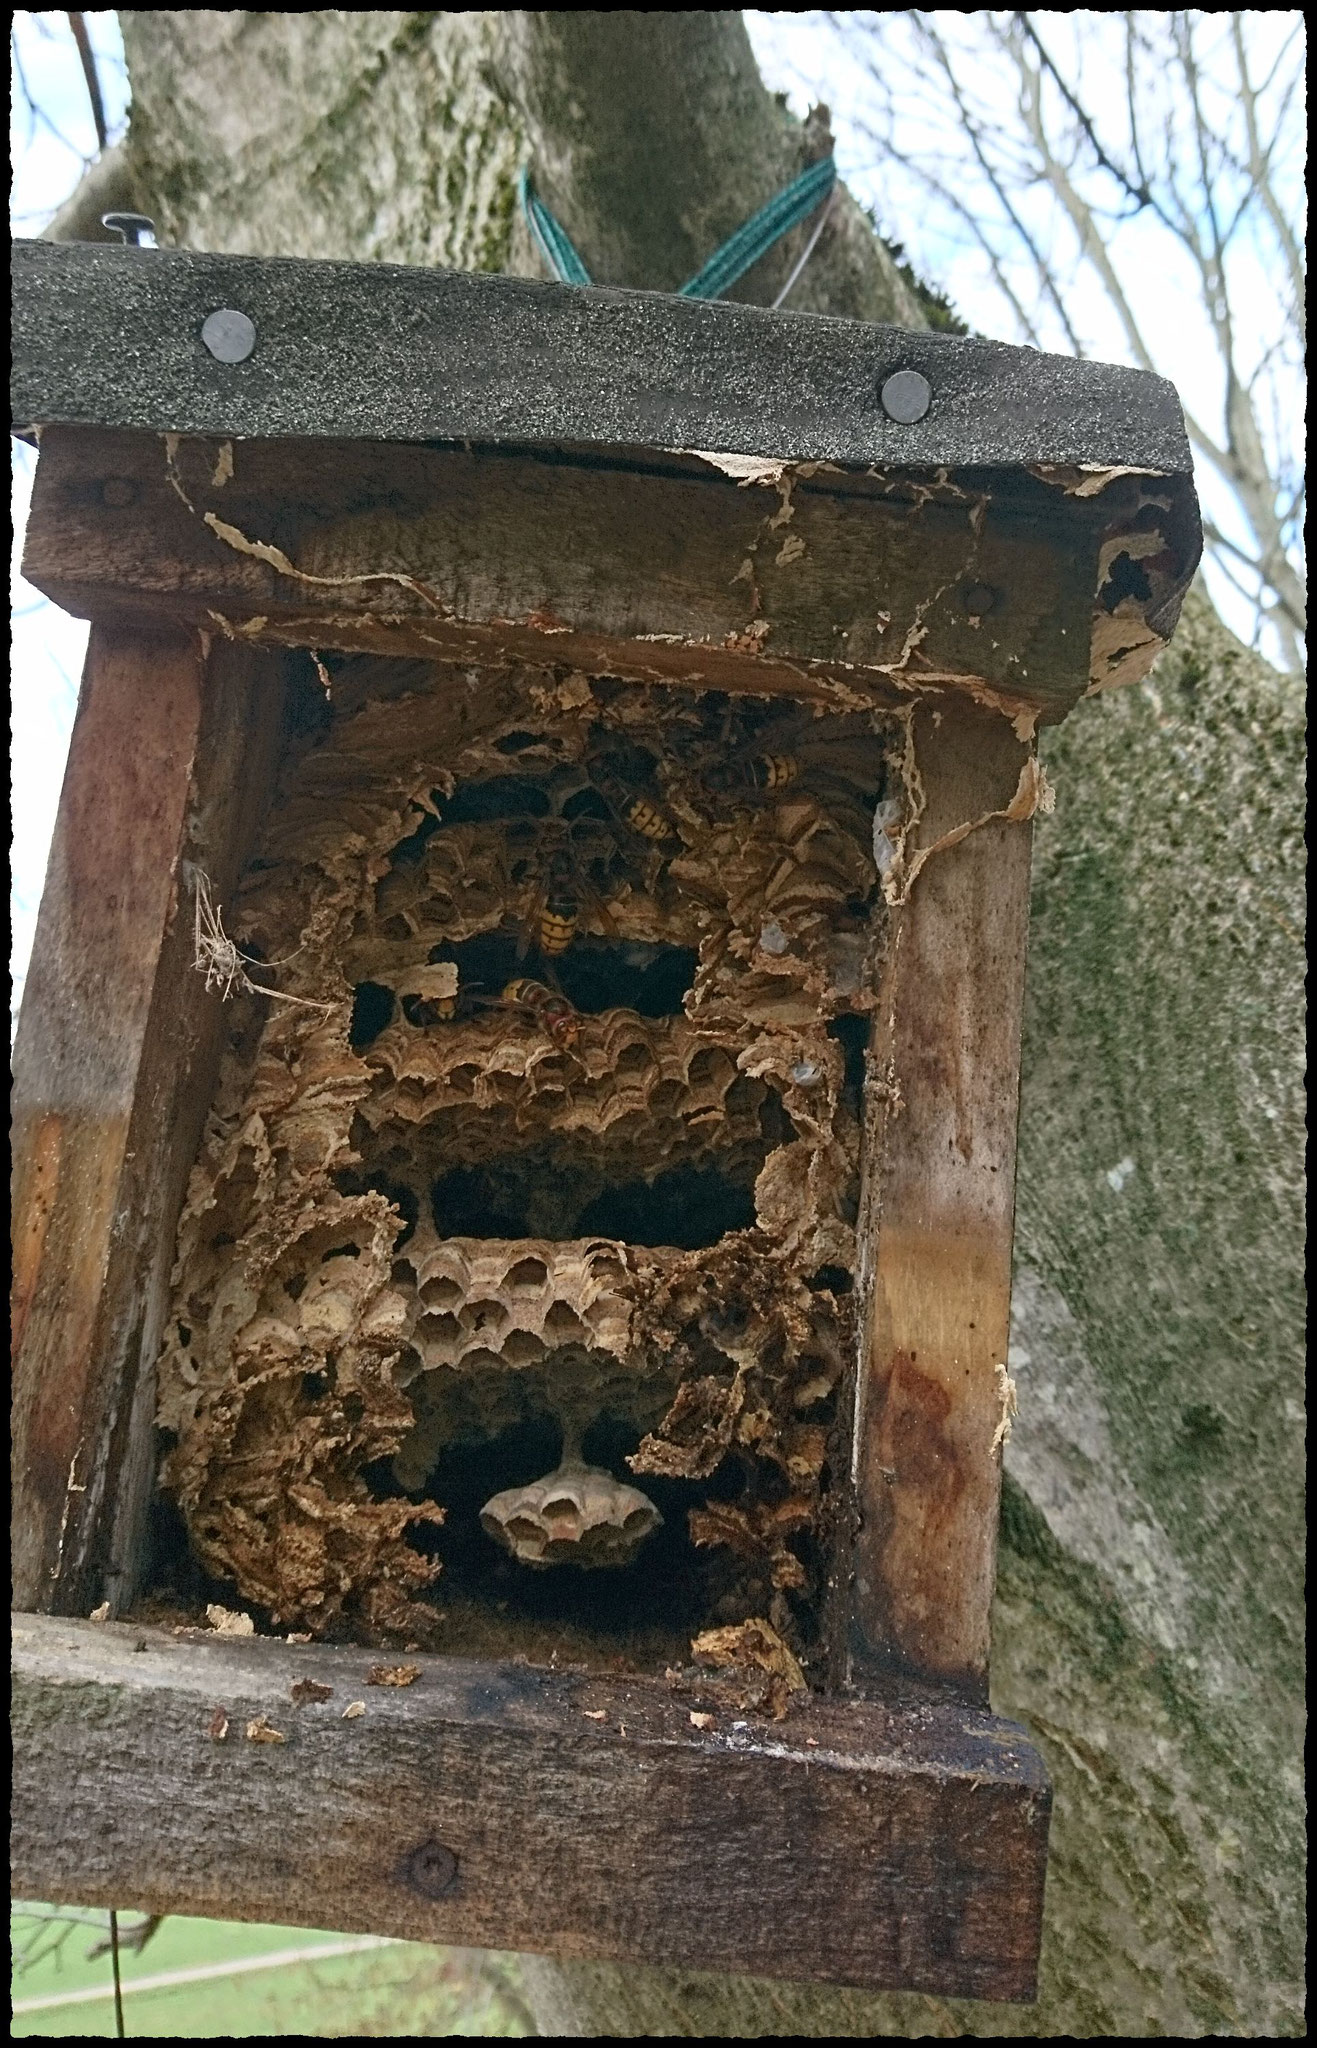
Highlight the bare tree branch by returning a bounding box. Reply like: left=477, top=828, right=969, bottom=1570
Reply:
left=1016, top=11, right=1151, bottom=213
left=67, top=10, right=107, bottom=152
left=827, top=9, right=1305, bottom=668
left=916, top=17, right=1087, bottom=354
left=847, top=125, right=1047, bottom=347
left=1230, top=13, right=1306, bottom=342
left=11, top=1904, right=110, bottom=1976
left=11, top=22, right=92, bottom=164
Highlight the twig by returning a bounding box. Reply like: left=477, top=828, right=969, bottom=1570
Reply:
left=109, top=1909, right=125, bottom=2039
left=66, top=11, right=107, bottom=152
left=11, top=23, right=92, bottom=164
left=188, top=865, right=334, bottom=1011
left=847, top=121, right=1047, bottom=348
left=925, top=17, right=1088, bottom=356
left=824, top=10, right=1304, bottom=668
left=1015, top=10, right=1152, bottom=210
left=1200, top=519, right=1267, bottom=578
left=11, top=1905, right=104, bottom=1975
left=87, top=1915, right=163, bottom=1962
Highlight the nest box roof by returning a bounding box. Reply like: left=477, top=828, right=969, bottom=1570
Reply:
left=14, top=239, right=1192, bottom=472
left=10, top=239, right=1202, bottom=713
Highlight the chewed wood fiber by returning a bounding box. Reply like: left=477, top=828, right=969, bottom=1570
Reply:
left=157, top=657, right=895, bottom=1665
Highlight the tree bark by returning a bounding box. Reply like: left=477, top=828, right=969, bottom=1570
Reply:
left=94, top=12, right=1307, bottom=2035
left=114, top=9, right=921, bottom=324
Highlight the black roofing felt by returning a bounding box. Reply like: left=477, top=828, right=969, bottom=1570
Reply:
left=12, top=239, right=1193, bottom=475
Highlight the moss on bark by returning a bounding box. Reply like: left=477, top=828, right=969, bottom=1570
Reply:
left=119, top=11, right=526, bottom=270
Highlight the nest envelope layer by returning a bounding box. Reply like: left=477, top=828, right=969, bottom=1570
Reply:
left=157, top=659, right=889, bottom=1662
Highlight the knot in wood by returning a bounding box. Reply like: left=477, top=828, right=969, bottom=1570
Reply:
left=397, top=1837, right=460, bottom=1900
left=961, top=581, right=998, bottom=619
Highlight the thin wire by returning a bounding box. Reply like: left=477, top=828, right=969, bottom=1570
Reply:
left=109, top=1910, right=126, bottom=2038
left=772, top=186, right=839, bottom=309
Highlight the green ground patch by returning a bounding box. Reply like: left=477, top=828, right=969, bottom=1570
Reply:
left=11, top=1906, right=531, bottom=2037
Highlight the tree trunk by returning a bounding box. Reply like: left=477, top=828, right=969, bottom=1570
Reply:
left=515, top=588, right=1307, bottom=2040
left=97, top=12, right=1306, bottom=2035
left=115, top=9, right=922, bottom=323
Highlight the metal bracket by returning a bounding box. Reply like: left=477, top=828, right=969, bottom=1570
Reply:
left=100, top=213, right=157, bottom=247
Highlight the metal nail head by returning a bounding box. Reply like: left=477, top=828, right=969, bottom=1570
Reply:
left=879, top=368, right=932, bottom=424
left=102, top=212, right=156, bottom=247
left=201, top=308, right=258, bottom=364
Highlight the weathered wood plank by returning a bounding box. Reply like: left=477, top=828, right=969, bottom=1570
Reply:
left=10, top=627, right=285, bottom=1615
left=850, top=695, right=1035, bottom=1699
left=22, top=426, right=1099, bottom=721
left=11, top=1615, right=1050, bottom=2000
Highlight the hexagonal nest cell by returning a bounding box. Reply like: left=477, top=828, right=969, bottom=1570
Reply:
left=154, top=654, right=894, bottom=1677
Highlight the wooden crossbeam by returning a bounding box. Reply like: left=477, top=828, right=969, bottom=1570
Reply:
left=12, top=1615, right=1051, bottom=2002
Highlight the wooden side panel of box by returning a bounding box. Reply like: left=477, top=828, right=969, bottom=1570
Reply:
left=10, top=625, right=286, bottom=1615
left=848, top=695, right=1035, bottom=1698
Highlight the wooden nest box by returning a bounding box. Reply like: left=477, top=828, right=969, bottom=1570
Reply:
left=10, top=238, right=1199, bottom=2001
